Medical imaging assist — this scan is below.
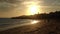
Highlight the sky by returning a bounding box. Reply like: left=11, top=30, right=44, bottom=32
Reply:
left=0, top=0, right=60, bottom=18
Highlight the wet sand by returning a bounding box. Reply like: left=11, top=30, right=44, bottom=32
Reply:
left=0, top=19, right=60, bottom=34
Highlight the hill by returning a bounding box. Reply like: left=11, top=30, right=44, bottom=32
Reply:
left=11, top=11, right=60, bottom=19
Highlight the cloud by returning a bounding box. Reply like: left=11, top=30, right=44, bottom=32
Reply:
left=0, top=0, right=60, bottom=17
left=38, top=0, right=60, bottom=6
left=0, top=0, right=60, bottom=12
left=0, top=0, right=23, bottom=12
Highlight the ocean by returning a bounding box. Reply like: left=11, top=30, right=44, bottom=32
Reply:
left=0, top=19, right=60, bottom=34
left=0, top=18, right=40, bottom=31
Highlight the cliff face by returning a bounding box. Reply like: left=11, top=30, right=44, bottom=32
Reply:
left=11, top=11, right=60, bottom=19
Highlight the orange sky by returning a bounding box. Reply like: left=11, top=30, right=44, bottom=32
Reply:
left=0, top=0, right=60, bottom=18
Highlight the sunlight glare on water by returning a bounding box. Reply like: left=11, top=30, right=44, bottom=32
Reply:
left=31, top=20, right=39, bottom=24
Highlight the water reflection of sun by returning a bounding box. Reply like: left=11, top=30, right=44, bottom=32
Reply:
left=26, top=1, right=40, bottom=15
left=31, top=20, right=39, bottom=24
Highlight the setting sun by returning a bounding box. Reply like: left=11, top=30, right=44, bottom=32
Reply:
left=29, top=5, right=39, bottom=15
left=26, top=1, right=40, bottom=15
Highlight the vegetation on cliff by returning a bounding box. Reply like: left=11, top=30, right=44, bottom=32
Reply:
left=11, top=11, right=60, bottom=19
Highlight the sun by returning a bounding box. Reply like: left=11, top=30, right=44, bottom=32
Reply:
left=29, top=5, right=38, bottom=15
left=26, top=2, right=40, bottom=15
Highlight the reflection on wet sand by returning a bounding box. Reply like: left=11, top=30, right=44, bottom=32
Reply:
left=0, top=19, right=43, bottom=31
left=0, top=19, right=60, bottom=34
